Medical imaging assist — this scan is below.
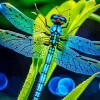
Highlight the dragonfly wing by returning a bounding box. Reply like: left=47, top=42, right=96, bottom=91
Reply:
left=55, top=47, right=100, bottom=78
left=0, top=3, right=34, bottom=34
left=0, top=29, right=34, bottom=57
left=0, top=29, right=49, bottom=58
left=67, top=36, right=100, bottom=56
left=0, top=3, right=50, bottom=57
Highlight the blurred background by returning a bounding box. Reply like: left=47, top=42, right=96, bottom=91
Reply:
left=0, top=0, right=100, bottom=100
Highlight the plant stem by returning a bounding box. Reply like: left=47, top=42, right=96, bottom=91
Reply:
left=89, top=13, right=100, bottom=22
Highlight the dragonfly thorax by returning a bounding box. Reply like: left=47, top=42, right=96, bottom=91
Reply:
left=50, top=24, right=62, bottom=35
left=49, top=24, right=62, bottom=45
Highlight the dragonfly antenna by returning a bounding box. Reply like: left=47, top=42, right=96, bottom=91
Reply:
left=55, top=6, right=61, bottom=14
left=34, top=3, right=48, bottom=28
left=34, top=3, right=43, bottom=15
left=61, top=9, right=70, bottom=14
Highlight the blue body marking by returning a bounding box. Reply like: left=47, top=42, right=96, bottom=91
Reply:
left=33, top=24, right=63, bottom=100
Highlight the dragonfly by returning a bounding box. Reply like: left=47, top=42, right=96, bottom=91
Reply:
left=0, top=3, right=100, bottom=100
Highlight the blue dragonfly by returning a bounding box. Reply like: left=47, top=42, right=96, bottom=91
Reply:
left=0, top=3, right=100, bottom=100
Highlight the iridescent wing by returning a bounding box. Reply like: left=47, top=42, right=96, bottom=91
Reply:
left=55, top=37, right=100, bottom=78
left=0, top=3, right=50, bottom=58
left=0, top=29, right=49, bottom=58
left=0, top=3, right=34, bottom=34
left=0, top=29, right=33, bottom=57
left=66, top=36, right=100, bottom=56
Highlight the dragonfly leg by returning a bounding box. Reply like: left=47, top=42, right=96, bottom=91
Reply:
left=67, top=26, right=80, bottom=35
left=44, top=17, right=50, bottom=29
left=61, top=26, right=80, bottom=39
left=43, top=41, right=50, bottom=46
left=57, top=42, right=64, bottom=51
left=60, top=35, right=67, bottom=41
left=43, top=32, right=50, bottom=36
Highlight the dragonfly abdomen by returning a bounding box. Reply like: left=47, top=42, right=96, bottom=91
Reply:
left=33, top=15, right=64, bottom=100
left=33, top=46, right=55, bottom=100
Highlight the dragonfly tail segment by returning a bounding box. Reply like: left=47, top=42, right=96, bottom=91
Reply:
left=33, top=46, right=55, bottom=100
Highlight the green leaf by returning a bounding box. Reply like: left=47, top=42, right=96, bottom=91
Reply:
left=62, top=72, right=100, bottom=100
left=63, top=0, right=87, bottom=35
left=17, top=58, right=40, bottom=100
left=89, top=13, right=100, bottom=22
left=70, top=4, right=100, bottom=36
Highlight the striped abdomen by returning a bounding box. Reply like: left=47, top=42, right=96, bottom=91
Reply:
left=33, top=46, right=55, bottom=100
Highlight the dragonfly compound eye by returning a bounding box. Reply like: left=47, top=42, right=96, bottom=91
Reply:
left=60, top=17, right=67, bottom=24
left=51, top=14, right=58, bottom=22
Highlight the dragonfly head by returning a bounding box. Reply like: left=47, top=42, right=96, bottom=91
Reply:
left=51, top=14, right=66, bottom=25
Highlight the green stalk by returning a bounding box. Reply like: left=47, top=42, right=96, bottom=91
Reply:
left=89, top=13, right=100, bottom=22
left=17, top=58, right=39, bottom=100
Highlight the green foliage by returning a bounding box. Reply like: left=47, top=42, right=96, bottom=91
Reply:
left=0, top=0, right=99, bottom=29
left=63, top=72, right=100, bottom=100
left=0, top=0, right=99, bottom=100
left=96, top=0, right=100, bottom=3
left=17, top=58, right=41, bottom=100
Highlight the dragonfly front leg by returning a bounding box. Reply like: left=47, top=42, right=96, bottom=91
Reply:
left=59, top=35, right=68, bottom=41
left=57, top=42, right=65, bottom=51
left=43, top=41, right=50, bottom=46
left=43, top=32, right=51, bottom=36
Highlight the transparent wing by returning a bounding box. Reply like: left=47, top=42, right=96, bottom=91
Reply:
left=55, top=47, right=100, bottom=78
left=0, top=29, right=49, bottom=58
left=0, top=3, right=34, bottom=34
left=0, top=3, right=50, bottom=57
left=67, top=36, right=100, bottom=56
